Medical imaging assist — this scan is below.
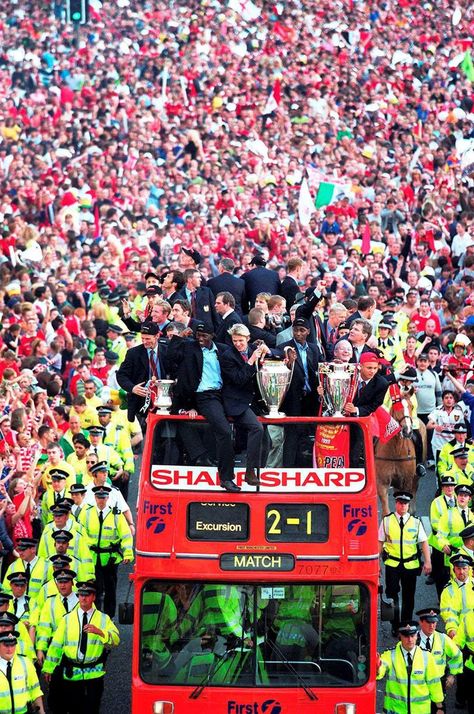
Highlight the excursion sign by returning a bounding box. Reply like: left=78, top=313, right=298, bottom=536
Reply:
left=187, top=502, right=249, bottom=541
left=151, top=466, right=366, bottom=493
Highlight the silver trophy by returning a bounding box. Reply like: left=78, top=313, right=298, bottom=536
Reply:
left=152, top=379, right=175, bottom=414
left=318, top=362, right=358, bottom=416
left=257, top=360, right=294, bottom=418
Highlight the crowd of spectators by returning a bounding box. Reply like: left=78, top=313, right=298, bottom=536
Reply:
left=0, top=0, right=472, bottom=536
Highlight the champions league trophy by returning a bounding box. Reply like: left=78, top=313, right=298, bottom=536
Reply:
left=257, top=360, right=294, bottom=418
left=318, top=362, right=358, bottom=417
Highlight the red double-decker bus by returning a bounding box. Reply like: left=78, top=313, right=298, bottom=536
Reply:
left=126, top=414, right=379, bottom=714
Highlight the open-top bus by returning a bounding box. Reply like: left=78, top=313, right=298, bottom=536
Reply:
left=126, top=414, right=378, bottom=714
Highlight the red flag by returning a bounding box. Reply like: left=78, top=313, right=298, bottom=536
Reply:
left=371, top=406, right=401, bottom=443
left=361, top=223, right=371, bottom=255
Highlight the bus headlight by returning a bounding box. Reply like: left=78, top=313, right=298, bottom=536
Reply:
left=153, top=702, right=174, bottom=714
left=335, top=705, right=355, bottom=714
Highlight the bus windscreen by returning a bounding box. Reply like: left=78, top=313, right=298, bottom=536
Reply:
left=139, top=581, right=370, bottom=688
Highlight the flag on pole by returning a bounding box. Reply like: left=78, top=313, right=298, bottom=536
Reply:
left=298, top=178, right=316, bottom=226
left=315, top=181, right=351, bottom=208
left=461, top=50, right=474, bottom=82
left=262, top=80, right=282, bottom=115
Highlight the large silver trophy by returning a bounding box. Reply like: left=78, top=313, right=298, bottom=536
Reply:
left=152, top=379, right=175, bottom=414
left=257, top=360, right=294, bottom=418
left=318, top=362, right=358, bottom=416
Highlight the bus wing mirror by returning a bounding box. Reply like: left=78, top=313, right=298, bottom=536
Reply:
left=118, top=601, right=134, bottom=624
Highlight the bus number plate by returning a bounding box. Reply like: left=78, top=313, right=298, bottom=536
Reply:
left=187, top=502, right=249, bottom=541
left=220, top=553, right=295, bottom=571
left=265, top=504, right=329, bottom=542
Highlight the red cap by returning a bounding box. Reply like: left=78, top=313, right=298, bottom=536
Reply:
left=360, top=352, right=379, bottom=365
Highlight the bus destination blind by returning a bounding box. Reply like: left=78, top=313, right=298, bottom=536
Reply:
left=265, top=503, right=329, bottom=542
left=187, top=502, right=249, bottom=541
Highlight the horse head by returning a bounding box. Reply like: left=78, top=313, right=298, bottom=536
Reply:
left=391, top=397, right=413, bottom=438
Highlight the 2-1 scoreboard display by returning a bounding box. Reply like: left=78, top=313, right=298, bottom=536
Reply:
left=186, top=502, right=328, bottom=543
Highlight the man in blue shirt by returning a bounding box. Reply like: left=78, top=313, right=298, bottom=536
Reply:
left=168, top=323, right=240, bottom=492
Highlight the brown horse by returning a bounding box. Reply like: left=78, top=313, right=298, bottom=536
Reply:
left=375, top=397, right=427, bottom=515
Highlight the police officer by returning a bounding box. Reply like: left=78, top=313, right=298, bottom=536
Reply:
left=428, top=475, right=457, bottom=596
left=78, top=485, right=134, bottom=618
left=3, top=538, right=52, bottom=601
left=34, top=554, right=75, bottom=611
left=97, top=405, right=135, bottom=500
left=6, top=572, right=35, bottom=625
left=38, top=502, right=93, bottom=574
left=69, top=482, right=88, bottom=520
left=49, top=529, right=95, bottom=582
left=445, top=447, right=474, bottom=486
left=454, top=606, right=474, bottom=713
left=456, top=523, right=474, bottom=566
left=35, top=568, right=78, bottom=713
left=436, top=485, right=474, bottom=567
left=416, top=607, right=463, bottom=713
left=377, top=621, right=444, bottom=714
left=0, top=631, right=44, bottom=714
left=0, top=607, right=35, bottom=661
left=41, top=468, right=72, bottom=527
left=440, top=554, right=474, bottom=638
left=378, top=491, right=432, bottom=635
left=43, top=580, right=119, bottom=714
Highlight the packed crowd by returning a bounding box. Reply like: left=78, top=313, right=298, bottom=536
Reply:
left=0, top=0, right=474, bottom=710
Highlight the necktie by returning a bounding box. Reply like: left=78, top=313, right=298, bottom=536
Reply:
left=25, top=562, right=31, bottom=583
left=381, top=341, right=386, bottom=349
left=6, top=661, right=14, bottom=712
left=80, top=611, right=88, bottom=656
left=13, top=599, right=17, bottom=615
left=425, top=636, right=431, bottom=652
left=358, top=381, right=366, bottom=396
left=448, top=499, right=455, bottom=508
left=97, top=510, right=104, bottom=557
left=399, top=517, right=405, bottom=561
left=191, top=291, right=197, bottom=316
left=149, top=349, right=158, bottom=379
left=55, top=492, right=61, bottom=503
left=406, top=651, right=412, bottom=673
left=462, top=510, right=468, bottom=526
left=63, top=597, right=69, bottom=613
left=241, top=352, right=248, bottom=362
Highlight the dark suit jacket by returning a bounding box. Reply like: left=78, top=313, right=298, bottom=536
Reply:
left=221, top=345, right=260, bottom=416
left=207, top=272, right=247, bottom=315
left=276, top=339, right=319, bottom=416
left=166, top=336, right=228, bottom=410
left=353, top=373, right=389, bottom=416
left=348, top=344, right=383, bottom=363
left=248, top=324, right=277, bottom=348
left=279, top=276, right=300, bottom=310
left=116, top=341, right=168, bottom=421
left=214, top=310, right=242, bottom=345
left=176, top=286, right=217, bottom=332
left=241, top=266, right=281, bottom=307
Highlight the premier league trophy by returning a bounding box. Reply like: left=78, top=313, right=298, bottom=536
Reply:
left=318, top=362, right=358, bottom=416
left=257, top=360, right=294, bottom=418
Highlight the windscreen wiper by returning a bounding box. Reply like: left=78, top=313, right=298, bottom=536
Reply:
left=263, top=637, right=318, bottom=701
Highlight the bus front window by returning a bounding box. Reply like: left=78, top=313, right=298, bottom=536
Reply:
left=139, top=582, right=370, bottom=688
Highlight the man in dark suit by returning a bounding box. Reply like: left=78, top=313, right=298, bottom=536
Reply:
left=345, top=296, right=376, bottom=327
left=277, top=316, right=320, bottom=467
left=167, top=322, right=240, bottom=492
left=221, top=324, right=269, bottom=485
left=119, top=285, right=160, bottom=332
left=214, top=292, right=241, bottom=344
left=207, top=258, right=247, bottom=315
left=347, top=318, right=376, bottom=363
left=279, top=257, right=304, bottom=310
left=177, top=268, right=217, bottom=333
left=160, top=269, right=185, bottom=305
left=247, top=308, right=277, bottom=348
left=294, top=285, right=326, bottom=358
left=241, top=254, right=281, bottom=307
left=116, top=323, right=168, bottom=423
left=344, top=351, right=389, bottom=467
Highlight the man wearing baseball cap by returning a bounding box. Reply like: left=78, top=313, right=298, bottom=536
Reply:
left=379, top=491, right=431, bottom=635
left=377, top=620, right=443, bottom=714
